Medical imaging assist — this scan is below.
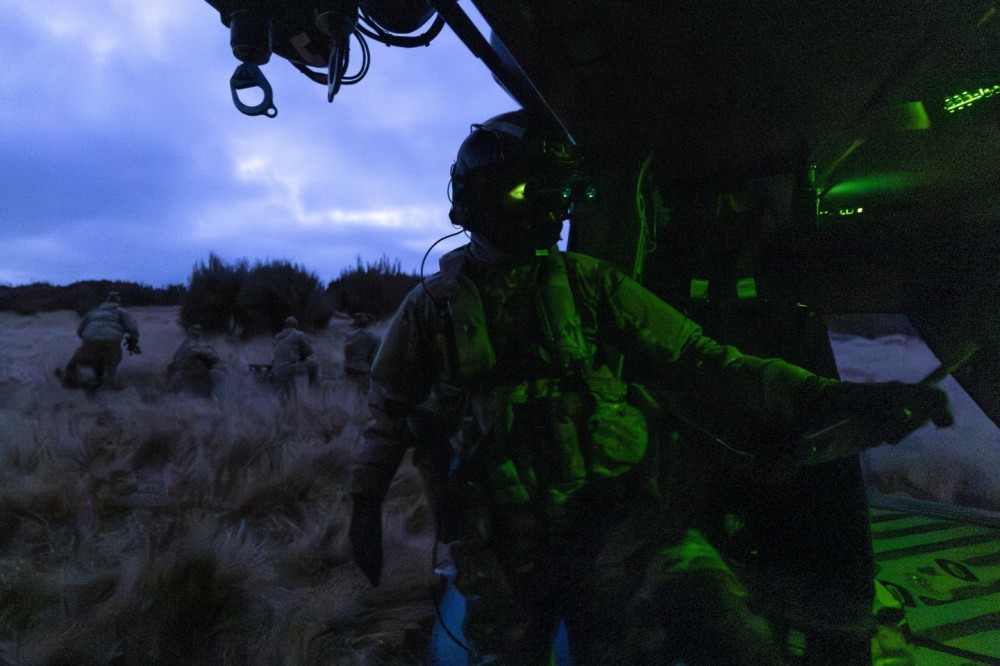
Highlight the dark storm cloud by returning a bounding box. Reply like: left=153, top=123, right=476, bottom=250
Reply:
left=0, top=2, right=512, bottom=287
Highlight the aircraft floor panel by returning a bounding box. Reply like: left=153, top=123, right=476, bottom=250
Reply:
left=871, top=506, right=1000, bottom=665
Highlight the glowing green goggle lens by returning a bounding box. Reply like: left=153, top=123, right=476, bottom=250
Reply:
left=507, top=178, right=595, bottom=202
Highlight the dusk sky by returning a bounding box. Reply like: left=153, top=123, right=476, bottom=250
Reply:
left=0, top=1, right=513, bottom=288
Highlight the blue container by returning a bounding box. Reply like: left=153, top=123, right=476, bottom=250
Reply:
left=428, top=581, right=574, bottom=665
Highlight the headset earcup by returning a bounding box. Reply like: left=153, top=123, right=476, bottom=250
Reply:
left=448, top=169, right=472, bottom=231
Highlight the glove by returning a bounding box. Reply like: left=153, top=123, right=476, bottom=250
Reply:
left=349, top=498, right=384, bottom=586
left=125, top=335, right=142, bottom=355
left=817, top=381, right=954, bottom=447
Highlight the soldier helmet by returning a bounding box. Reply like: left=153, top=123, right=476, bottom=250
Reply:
left=284, top=316, right=299, bottom=329
left=448, top=109, right=590, bottom=251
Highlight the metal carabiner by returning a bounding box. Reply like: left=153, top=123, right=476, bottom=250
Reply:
left=229, top=62, right=277, bottom=118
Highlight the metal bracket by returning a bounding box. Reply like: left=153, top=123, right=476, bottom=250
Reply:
left=229, top=63, right=277, bottom=117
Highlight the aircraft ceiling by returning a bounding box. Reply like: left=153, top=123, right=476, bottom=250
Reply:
left=469, top=0, right=999, bottom=421
left=473, top=1, right=998, bottom=184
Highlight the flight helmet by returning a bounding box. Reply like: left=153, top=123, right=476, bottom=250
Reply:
left=449, top=109, right=590, bottom=252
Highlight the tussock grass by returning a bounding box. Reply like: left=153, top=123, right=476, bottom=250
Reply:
left=0, top=307, right=437, bottom=665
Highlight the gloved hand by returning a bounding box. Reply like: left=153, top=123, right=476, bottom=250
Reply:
left=817, top=381, right=954, bottom=447
left=125, top=335, right=142, bottom=355
left=349, top=497, right=384, bottom=586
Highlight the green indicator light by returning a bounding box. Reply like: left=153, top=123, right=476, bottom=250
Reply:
left=689, top=278, right=709, bottom=300
left=819, top=207, right=865, bottom=217
left=944, top=85, right=1000, bottom=113
left=508, top=182, right=527, bottom=200
left=736, top=277, right=758, bottom=300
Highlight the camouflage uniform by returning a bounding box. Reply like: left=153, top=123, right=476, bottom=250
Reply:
left=63, top=299, right=140, bottom=390
left=271, top=321, right=318, bottom=388
left=167, top=326, right=220, bottom=397
left=343, top=313, right=381, bottom=379
left=349, top=247, right=838, bottom=665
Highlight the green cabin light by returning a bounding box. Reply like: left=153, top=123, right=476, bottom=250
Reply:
left=892, top=102, right=930, bottom=130
left=825, top=172, right=920, bottom=198
left=944, top=84, right=1000, bottom=113
left=508, top=182, right=527, bottom=200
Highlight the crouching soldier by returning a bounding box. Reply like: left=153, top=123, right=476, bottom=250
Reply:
left=343, top=312, right=381, bottom=381
left=167, top=324, right=220, bottom=397
left=271, top=316, right=319, bottom=398
left=61, top=291, right=141, bottom=393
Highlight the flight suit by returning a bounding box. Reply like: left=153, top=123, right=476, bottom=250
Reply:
left=350, top=245, right=842, bottom=665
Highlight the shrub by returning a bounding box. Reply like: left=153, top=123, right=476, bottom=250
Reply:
left=326, top=255, right=420, bottom=320
left=181, top=253, right=248, bottom=334
left=182, top=254, right=335, bottom=337
left=0, top=281, right=184, bottom=315
left=233, top=259, right=335, bottom=337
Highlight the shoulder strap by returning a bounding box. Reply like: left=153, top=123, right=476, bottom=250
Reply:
left=422, top=248, right=497, bottom=378
left=535, top=252, right=588, bottom=372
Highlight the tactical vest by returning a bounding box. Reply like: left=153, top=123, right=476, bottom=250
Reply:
left=425, top=249, right=649, bottom=509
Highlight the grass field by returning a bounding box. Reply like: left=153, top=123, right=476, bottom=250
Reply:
left=0, top=306, right=438, bottom=665
left=1, top=307, right=997, bottom=664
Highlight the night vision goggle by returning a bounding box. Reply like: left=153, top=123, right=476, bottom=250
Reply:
left=508, top=174, right=597, bottom=204
left=500, top=136, right=595, bottom=205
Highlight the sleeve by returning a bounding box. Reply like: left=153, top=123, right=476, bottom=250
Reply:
left=120, top=309, right=140, bottom=339
left=172, top=340, right=190, bottom=363
left=583, top=258, right=835, bottom=455
left=76, top=314, right=90, bottom=338
left=199, top=344, right=220, bottom=366
left=299, top=332, right=313, bottom=359
left=347, top=289, right=437, bottom=502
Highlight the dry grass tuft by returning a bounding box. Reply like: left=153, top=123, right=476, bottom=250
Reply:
left=0, top=307, right=437, bottom=665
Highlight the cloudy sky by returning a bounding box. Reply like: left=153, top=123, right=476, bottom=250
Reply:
left=0, top=1, right=514, bottom=287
